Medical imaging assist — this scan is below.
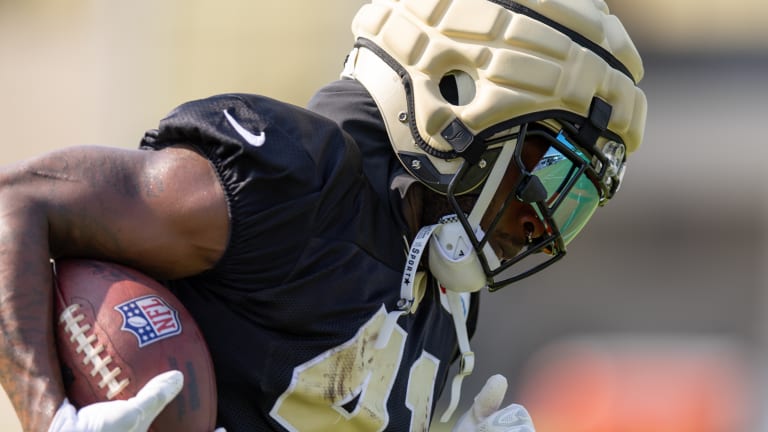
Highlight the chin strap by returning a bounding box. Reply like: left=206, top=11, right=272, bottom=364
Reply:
left=439, top=288, right=475, bottom=423
left=375, top=224, right=439, bottom=350
left=427, top=217, right=484, bottom=423
left=376, top=218, right=497, bottom=423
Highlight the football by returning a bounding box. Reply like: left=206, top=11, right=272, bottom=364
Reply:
left=53, top=259, right=217, bottom=431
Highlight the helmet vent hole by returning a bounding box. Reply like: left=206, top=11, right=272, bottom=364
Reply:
left=439, top=70, right=475, bottom=106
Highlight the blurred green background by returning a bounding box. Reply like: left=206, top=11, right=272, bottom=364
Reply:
left=1, top=1, right=767, bottom=431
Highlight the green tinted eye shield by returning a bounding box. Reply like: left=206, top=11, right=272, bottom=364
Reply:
left=446, top=124, right=606, bottom=290
left=524, top=129, right=601, bottom=246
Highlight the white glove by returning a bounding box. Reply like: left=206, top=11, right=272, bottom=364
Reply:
left=451, top=374, right=535, bottom=432
left=49, top=370, right=183, bottom=432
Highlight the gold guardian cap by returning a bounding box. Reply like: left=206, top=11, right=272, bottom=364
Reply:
left=346, top=0, right=646, bottom=195
left=343, top=0, right=647, bottom=290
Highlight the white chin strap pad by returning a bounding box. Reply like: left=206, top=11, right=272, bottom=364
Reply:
left=425, top=218, right=505, bottom=422
left=428, top=219, right=487, bottom=293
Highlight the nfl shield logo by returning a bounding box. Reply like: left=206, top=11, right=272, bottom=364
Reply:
left=115, top=295, right=183, bottom=348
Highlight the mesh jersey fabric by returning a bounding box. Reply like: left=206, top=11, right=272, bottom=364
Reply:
left=138, top=89, right=478, bottom=431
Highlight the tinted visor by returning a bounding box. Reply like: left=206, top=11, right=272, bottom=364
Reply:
left=532, top=132, right=600, bottom=245
left=447, top=126, right=603, bottom=290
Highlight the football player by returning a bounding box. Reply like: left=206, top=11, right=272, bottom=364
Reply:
left=0, top=0, right=646, bottom=431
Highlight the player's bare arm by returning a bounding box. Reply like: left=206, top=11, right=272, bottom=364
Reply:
left=0, top=145, right=228, bottom=431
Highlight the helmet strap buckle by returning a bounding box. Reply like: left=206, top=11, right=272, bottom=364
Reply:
left=576, top=97, right=613, bottom=149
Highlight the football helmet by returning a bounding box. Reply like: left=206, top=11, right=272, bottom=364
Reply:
left=343, top=0, right=647, bottom=291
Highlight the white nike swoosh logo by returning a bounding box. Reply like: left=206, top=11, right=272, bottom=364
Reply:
left=223, top=109, right=266, bottom=147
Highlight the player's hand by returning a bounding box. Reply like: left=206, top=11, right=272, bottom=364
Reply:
left=48, top=370, right=183, bottom=432
left=451, top=374, right=535, bottom=432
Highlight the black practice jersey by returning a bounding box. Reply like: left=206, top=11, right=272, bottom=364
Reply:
left=139, top=82, right=478, bottom=431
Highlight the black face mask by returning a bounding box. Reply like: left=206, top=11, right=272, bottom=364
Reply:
left=443, top=124, right=607, bottom=291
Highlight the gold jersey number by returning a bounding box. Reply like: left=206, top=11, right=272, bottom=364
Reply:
left=270, top=306, right=439, bottom=431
